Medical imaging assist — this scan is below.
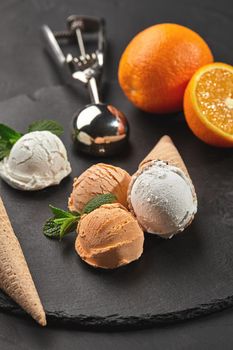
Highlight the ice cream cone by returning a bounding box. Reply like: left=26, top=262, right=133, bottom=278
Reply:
left=0, top=197, right=46, bottom=326
left=130, top=135, right=196, bottom=201
left=139, top=135, right=189, bottom=177
left=128, top=136, right=197, bottom=237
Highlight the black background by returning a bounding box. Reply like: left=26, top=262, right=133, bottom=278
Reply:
left=0, top=0, right=233, bottom=348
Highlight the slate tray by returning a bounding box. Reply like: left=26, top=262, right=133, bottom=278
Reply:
left=0, top=83, right=232, bottom=330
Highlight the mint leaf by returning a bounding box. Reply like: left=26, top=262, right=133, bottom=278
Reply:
left=53, top=218, right=67, bottom=224
left=82, top=193, right=117, bottom=215
left=43, top=219, right=61, bottom=239
left=60, top=217, right=79, bottom=240
left=0, top=124, right=22, bottom=160
left=49, top=205, right=74, bottom=219
left=43, top=205, right=80, bottom=240
left=0, top=124, right=22, bottom=144
left=43, top=216, right=80, bottom=240
left=0, top=140, right=11, bottom=160
left=28, top=120, right=63, bottom=136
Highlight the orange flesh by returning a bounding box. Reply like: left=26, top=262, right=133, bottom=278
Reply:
left=196, top=68, right=233, bottom=135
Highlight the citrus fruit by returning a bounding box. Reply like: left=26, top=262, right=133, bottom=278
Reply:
left=184, top=62, right=233, bottom=147
left=118, top=23, right=213, bottom=114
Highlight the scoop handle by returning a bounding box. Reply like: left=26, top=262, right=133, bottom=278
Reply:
left=41, top=25, right=71, bottom=84
left=41, top=25, right=66, bottom=69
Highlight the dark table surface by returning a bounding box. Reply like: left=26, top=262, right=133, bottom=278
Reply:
left=0, top=0, right=233, bottom=348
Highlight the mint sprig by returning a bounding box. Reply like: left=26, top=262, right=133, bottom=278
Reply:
left=0, top=120, right=64, bottom=161
left=43, top=205, right=80, bottom=240
left=43, top=193, right=117, bottom=240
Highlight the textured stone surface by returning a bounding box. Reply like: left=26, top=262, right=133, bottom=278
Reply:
left=1, top=291, right=233, bottom=330
left=0, top=84, right=232, bottom=329
left=0, top=0, right=233, bottom=347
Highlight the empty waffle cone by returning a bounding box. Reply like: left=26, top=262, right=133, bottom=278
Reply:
left=128, top=136, right=197, bottom=237
left=0, top=197, right=46, bottom=326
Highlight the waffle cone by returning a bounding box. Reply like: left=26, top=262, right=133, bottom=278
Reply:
left=128, top=136, right=197, bottom=229
left=139, top=135, right=190, bottom=177
left=0, top=197, right=46, bottom=326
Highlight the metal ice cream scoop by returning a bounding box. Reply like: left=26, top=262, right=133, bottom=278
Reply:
left=41, top=15, right=129, bottom=156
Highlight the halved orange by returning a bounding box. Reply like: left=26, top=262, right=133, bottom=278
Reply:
left=184, top=62, right=233, bottom=147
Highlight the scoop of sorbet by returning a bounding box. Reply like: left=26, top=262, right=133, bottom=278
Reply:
left=76, top=203, right=144, bottom=269
left=69, top=163, right=131, bottom=212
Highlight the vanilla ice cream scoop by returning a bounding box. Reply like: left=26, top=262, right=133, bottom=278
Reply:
left=0, top=131, right=71, bottom=190
left=129, top=161, right=197, bottom=237
left=128, top=135, right=197, bottom=238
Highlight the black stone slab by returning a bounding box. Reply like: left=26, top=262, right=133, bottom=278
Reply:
left=0, top=83, right=232, bottom=330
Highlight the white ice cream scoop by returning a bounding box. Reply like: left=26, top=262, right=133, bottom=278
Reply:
left=129, top=160, right=197, bottom=238
left=0, top=131, right=71, bottom=191
left=128, top=135, right=198, bottom=238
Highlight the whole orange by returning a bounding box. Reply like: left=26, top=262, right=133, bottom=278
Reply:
left=118, top=23, right=214, bottom=114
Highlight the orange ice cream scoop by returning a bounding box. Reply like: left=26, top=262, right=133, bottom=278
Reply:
left=68, top=163, right=131, bottom=212
left=75, top=203, right=144, bottom=269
